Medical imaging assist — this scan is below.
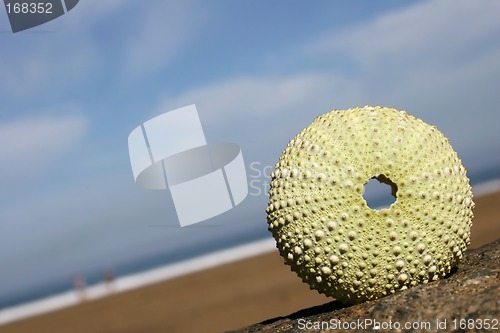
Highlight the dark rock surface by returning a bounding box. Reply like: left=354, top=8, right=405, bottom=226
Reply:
left=230, top=239, right=500, bottom=332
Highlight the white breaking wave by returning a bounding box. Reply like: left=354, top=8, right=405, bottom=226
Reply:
left=472, top=178, right=500, bottom=197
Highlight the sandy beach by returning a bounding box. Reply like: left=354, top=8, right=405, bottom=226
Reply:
left=2, top=190, right=499, bottom=333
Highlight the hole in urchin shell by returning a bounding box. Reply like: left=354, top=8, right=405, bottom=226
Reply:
left=363, top=174, right=398, bottom=210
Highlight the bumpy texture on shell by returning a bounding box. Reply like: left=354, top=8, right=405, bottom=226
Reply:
left=266, top=106, right=474, bottom=304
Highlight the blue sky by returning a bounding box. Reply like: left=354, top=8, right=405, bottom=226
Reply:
left=0, top=0, right=499, bottom=302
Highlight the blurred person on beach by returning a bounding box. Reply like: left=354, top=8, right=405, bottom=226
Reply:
left=73, top=274, right=87, bottom=302
left=103, top=268, right=116, bottom=294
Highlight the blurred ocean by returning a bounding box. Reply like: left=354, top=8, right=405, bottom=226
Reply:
left=1, top=166, right=499, bottom=326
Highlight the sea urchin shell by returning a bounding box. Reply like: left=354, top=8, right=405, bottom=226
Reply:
left=266, top=106, right=474, bottom=304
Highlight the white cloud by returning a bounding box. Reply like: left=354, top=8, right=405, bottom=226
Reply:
left=122, top=1, right=205, bottom=76
left=306, top=0, right=500, bottom=104
left=0, top=32, right=98, bottom=101
left=310, top=0, right=500, bottom=70
left=0, top=114, right=88, bottom=182
left=0, top=1, right=204, bottom=100
left=160, top=1, right=500, bottom=124
left=157, top=73, right=339, bottom=129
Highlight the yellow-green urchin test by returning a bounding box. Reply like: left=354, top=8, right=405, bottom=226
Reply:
left=266, top=106, right=474, bottom=304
